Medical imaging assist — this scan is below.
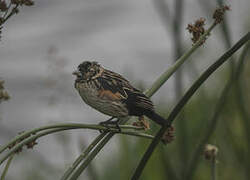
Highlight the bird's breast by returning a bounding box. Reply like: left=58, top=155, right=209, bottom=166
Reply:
left=74, top=81, right=129, bottom=117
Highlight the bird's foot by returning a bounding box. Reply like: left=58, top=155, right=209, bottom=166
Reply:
left=99, top=117, right=121, bottom=133
left=133, top=116, right=150, bottom=130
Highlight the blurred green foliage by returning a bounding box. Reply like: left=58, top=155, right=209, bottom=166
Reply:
left=98, top=53, right=250, bottom=180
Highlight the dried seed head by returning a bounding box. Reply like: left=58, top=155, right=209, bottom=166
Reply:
left=13, top=7, right=19, bottom=14
left=7, top=141, right=23, bottom=153
left=0, top=80, right=4, bottom=89
left=0, top=90, right=10, bottom=100
left=0, top=80, right=10, bottom=101
left=186, top=18, right=206, bottom=44
left=11, top=0, right=34, bottom=6
left=161, top=125, right=175, bottom=144
left=11, top=0, right=20, bottom=5
left=15, top=147, right=23, bottom=153
left=0, top=1, right=8, bottom=12
left=23, top=0, right=34, bottom=6
left=213, top=5, right=230, bottom=24
left=26, top=139, right=38, bottom=149
left=204, top=144, right=218, bottom=160
left=0, top=17, right=4, bottom=24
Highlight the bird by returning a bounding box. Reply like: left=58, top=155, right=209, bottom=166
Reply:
left=73, top=61, right=169, bottom=130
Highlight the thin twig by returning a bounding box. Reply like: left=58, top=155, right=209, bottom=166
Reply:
left=131, top=32, right=250, bottom=180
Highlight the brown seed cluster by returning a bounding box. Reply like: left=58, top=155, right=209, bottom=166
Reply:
left=213, top=5, right=230, bottom=24
left=11, top=0, right=34, bottom=6
left=26, top=139, right=38, bottom=149
left=0, top=1, right=8, bottom=11
left=0, top=80, right=10, bottom=102
left=186, top=18, right=206, bottom=44
left=0, top=0, right=34, bottom=39
left=7, top=131, right=38, bottom=153
left=204, top=144, right=218, bottom=160
left=161, top=125, right=175, bottom=144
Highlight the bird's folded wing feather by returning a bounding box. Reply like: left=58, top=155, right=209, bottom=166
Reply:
left=96, top=69, right=154, bottom=111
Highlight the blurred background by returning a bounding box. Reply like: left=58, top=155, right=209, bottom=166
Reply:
left=0, top=0, right=250, bottom=179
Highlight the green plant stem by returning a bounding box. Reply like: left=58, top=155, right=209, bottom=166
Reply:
left=0, top=154, right=14, bottom=180
left=61, top=133, right=107, bottom=180
left=185, top=80, right=230, bottom=180
left=233, top=41, right=250, bottom=177
left=211, top=157, right=216, bottom=180
left=172, top=0, right=189, bottom=177
left=159, top=147, right=180, bottom=180
left=0, top=126, right=154, bottom=165
left=145, top=22, right=216, bottom=97
left=69, top=133, right=114, bottom=180
left=0, top=128, right=73, bottom=165
left=131, top=32, right=250, bottom=180
left=67, top=22, right=218, bottom=180
left=66, top=118, right=137, bottom=180
left=0, top=123, right=144, bottom=155
left=185, top=40, right=250, bottom=180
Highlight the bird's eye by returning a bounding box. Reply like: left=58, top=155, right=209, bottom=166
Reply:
left=84, top=62, right=91, bottom=68
left=79, top=61, right=92, bottom=72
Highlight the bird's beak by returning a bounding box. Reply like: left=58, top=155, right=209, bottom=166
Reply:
left=72, top=70, right=81, bottom=77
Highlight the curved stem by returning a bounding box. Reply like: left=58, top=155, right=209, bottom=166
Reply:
left=69, top=133, right=114, bottom=180
left=62, top=129, right=156, bottom=180
left=61, top=133, right=107, bottom=180
left=131, top=32, right=250, bottom=180
left=0, top=128, right=68, bottom=165
left=0, top=126, right=153, bottom=165
left=0, top=123, right=143, bottom=155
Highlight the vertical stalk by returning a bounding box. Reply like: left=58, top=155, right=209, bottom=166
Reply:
left=211, top=156, right=216, bottom=180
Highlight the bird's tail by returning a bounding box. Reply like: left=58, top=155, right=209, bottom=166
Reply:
left=144, top=110, right=168, bottom=126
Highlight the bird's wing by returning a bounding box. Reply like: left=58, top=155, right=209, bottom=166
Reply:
left=96, top=69, right=154, bottom=111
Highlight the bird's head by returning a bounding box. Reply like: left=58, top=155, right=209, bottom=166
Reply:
left=73, top=61, right=101, bottom=81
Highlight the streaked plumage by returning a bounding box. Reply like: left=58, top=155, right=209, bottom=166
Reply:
left=73, top=61, right=167, bottom=126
